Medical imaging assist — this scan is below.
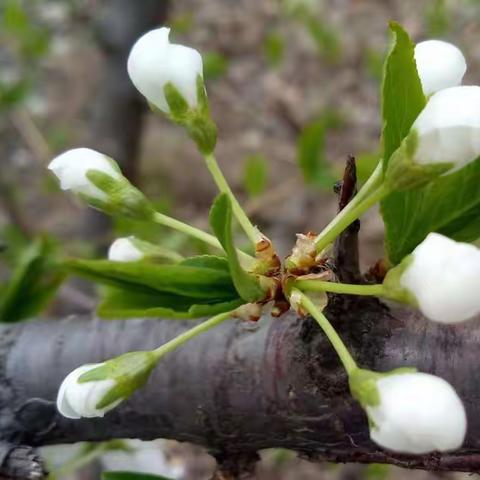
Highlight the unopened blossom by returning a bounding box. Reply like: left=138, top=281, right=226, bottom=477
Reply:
left=127, top=27, right=203, bottom=113
left=108, top=237, right=144, bottom=262
left=399, top=233, right=480, bottom=324
left=411, top=86, right=480, bottom=172
left=414, top=40, right=466, bottom=96
left=48, top=148, right=121, bottom=200
left=367, top=372, right=466, bottom=454
left=56, top=364, right=121, bottom=419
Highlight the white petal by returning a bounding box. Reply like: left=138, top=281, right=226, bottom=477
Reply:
left=415, top=40, right=466, bottom=96
left=367, top=372, right=466, bottom=454
left=48, top=148, right=121, bottom=200
left=412, top=86, right=480, bottom=171
left=108, top=237, right=144, bottom=262
left=127, top=27, right=203, bottom=113
left=56, top=363, right=115, bottom=419
left=401, top=233, right=480, bottom=323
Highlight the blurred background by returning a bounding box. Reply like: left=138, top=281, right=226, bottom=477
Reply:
left=1, top=0, right=480, bottom=478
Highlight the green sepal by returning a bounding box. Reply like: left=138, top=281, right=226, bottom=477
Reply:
left=163, top=76, right=217, bottom=155
left=79, top=351, right=157, bottom=410
left=384, top=131, right=453, bottom=192
left=85, top=171, right=155, bottom=221
left=382, top=255, right=418, bottom=306
left=349, top=366, right=417, bottom=408
left=209, top=194, right=266, bottom=303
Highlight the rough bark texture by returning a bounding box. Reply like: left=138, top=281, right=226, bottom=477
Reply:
left=1, top=299, right=480, bottom=473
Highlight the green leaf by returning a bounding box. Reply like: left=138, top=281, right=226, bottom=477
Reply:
left=65, top=257, right=237, bottom=301
left=297, top=117, right=337, bottom=188
left=382, top=158, right=480, bottom=264
left=209, top=194, right=265, bottom=303
left=103, top=472, right=173, bottom=480
left=98, top=286, right=242, bottom=319
left=243, top=154, right=268, bottom=198
left=381, top=22, right=426, bottom=168
left=0, top=237, right=65, bottom=322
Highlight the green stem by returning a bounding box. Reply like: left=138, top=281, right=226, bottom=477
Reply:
left=296, top=289, right=357, bottom=375
left=152, top=309, right=233, bottom=361
left=315, top=181, right=389, bottom=254
left=295, top=280, right=385, bottom=297
left=152, top=212, right=255, bottom=267
left=204, top=153, right=260, bottom=245
left=49, top=442, right=110, bottom=479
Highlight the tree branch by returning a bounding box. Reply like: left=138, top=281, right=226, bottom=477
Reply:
left=1, top=297, right=480, bottom=472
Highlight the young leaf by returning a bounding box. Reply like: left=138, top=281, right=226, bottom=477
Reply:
left=103, top=471, right=173, bottom=480
left=209, top=194, right=265, bottom=303
left=98, top=286, right=242, bottom=319
left=381, top=22, right=426, bottom=167
left=0, top=237, right=65, bottom=323
left=65, top=258, right=236, bottom=300
left=382, top=158, right=480, bottom=264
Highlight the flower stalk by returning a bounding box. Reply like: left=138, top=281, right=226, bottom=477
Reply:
left=296, top=280, right=385, bottom=297
left=204, top=153, right=261, bottom=245
left=295, top=289, right=357, bottom=375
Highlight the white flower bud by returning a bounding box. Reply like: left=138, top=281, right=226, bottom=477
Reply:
left=56, top=364, right=121, bottom=419
left=127, top=27, right=203, bottom=113
left=400, top=233, right=480, bottom=324
left=412, top=86, right=480, bottom=172
left=367, top=372, right=466, bottom=454
left=414, top=40, right=466, bottom=96
left=108, top=237, right=144, bottom=262
left=48, top=148, right=121, bottom=200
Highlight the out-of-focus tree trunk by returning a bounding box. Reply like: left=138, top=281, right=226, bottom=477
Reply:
left=82, top=0, right=169, bottom=244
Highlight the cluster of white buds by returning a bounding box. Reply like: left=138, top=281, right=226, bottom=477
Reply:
left=365, top=372, right=466, bottom=454
left=48, top=148, right=154, bottom=220
left=127, top=27, right=216, bottom=155
left=414, top=40, right=466, bottom=96
left=57, top=352, right=156, bottom=419
left=383, top=233, right=480, bottom=324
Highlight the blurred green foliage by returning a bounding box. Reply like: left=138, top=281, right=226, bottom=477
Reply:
left=283, top=1, right=342, bottom=63
left=425, top=0, right=450, bottom=36
left=0, top=0, right=51, bottom=110
left=363, top=463, right=390, bottom=480
left=297, top=111, right=342, bottom=189
left=203, top=51, right=229, bottom=80
left=263, top=31, right=285, bottom=68
left=103, top=472, right=173, bottom=480
left=0, top=236, right=65, bottom=322
left=243, top=154, right=269, bottom=198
